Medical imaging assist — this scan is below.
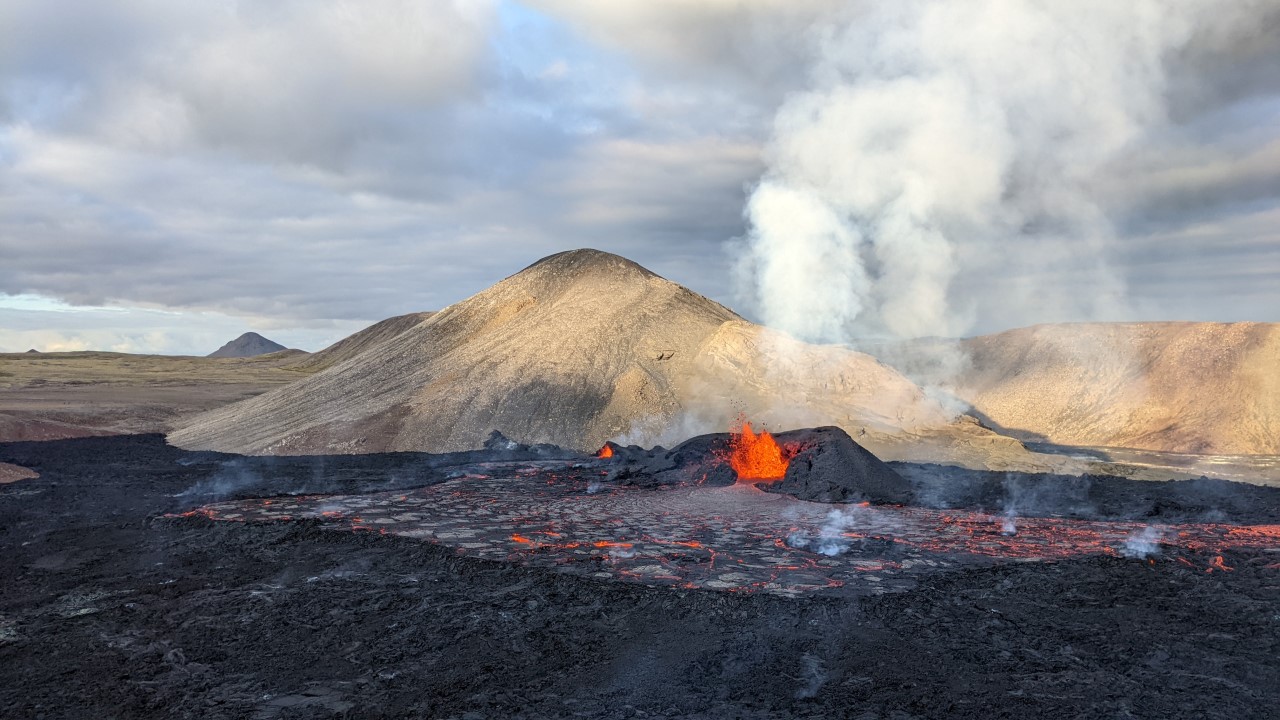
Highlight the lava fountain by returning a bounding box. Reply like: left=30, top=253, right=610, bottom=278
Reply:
left=728, top=420, right=794, bottom=482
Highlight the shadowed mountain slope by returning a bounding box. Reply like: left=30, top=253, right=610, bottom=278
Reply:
left=172, top=250, right=999, bottom=463
left=291, top=312, right=435, bottom=372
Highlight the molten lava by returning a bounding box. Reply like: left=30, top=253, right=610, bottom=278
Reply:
left=597, top=444, right=614, bottom=459
left=728, top=420, right=791, bottom=481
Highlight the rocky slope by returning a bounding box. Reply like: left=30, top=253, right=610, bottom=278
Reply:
left=290, top=312, right=435, bottom=372
left=874, top=322, right=1280, bottom=456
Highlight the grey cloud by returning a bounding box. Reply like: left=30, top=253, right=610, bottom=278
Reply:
left=4, top=0, right=499, bottom=165
left=1, top=0, right=1278, bottom=353
left=0, top=0, right=753, bottom=329
left=1164, top=2, right=1280, bottom=120
left=526, top=0, right=838, bottom=98
left=1104, top=126, right=1280, bottom=232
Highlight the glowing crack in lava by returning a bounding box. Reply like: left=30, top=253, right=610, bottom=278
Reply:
left=728, top=420, right=793, bottom=481
left=596, top=444, right=614, bottom=459
left=175, top=462, right=1280, bottom=597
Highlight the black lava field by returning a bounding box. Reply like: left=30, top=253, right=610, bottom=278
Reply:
left=2, top=434, right=1279, bottom=719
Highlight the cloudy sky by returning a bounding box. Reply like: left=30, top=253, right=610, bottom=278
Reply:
left=2, top=1, right=1278, bottom=354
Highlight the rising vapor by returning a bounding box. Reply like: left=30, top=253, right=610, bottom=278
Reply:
left=738, top=0, right=1213, bottom=342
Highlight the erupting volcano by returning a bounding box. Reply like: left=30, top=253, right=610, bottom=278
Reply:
left=727, top=420, right=794, bottom=481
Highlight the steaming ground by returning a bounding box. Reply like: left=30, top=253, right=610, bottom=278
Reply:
left=3, top=435, right=1279, bottom=719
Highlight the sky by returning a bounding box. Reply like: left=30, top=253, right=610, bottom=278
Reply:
left=2, top=0, right=1278, bottom=354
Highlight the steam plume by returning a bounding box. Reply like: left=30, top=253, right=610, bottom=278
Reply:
left=738, top=1, right=1211, bottom=342
left=1122, top=526, right=1165, bottom=559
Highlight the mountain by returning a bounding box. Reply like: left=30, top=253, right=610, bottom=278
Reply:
left=872, top=322, right=1280, bottom=456
left=207, top=332, right=288, bottom=358
left=171, top=249, right=1019, bottom=466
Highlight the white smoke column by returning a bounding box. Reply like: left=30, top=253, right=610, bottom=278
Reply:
left=739, top=1, right=1205, bottom=342
left=1122, top=525, right=1165, bottom=558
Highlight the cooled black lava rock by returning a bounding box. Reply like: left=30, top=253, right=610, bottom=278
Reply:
left=766, top=426, right=912, bottom=505
left=600, top=426, right=908, bottom=504
left=479, top=430, right=575, bottom=459
left=5, top=434, right=1280, bottom=719
left=601, top=436, right=736, bottom=488
left=483, top=430, right=525, bottom=452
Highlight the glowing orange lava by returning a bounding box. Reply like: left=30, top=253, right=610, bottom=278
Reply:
left=597, top=444, right=614, bottom=459
left=728, top=420, right=791, bottom=481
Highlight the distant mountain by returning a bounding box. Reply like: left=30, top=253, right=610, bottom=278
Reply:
left=25, top=349, right=39, bottom=354
left=207, top=332, right=288, bottom=358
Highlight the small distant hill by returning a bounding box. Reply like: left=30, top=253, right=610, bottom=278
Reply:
left=25, top=349, right=40, bottom=354
left=208, top=332, right=288, bottom=358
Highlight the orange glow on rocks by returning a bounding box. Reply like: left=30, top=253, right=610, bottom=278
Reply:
left=1208, top=555, right=1233, bottom=573
left=597, top=444, right=614, bottom=459
left=728, top=420, right=791, bottom=481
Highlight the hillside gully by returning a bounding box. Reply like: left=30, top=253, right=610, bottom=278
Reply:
left=2, top=428, right=1278, bottom=719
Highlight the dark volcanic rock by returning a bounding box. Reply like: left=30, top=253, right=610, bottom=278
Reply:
left=4, top=435, right=1280, bottom=719
left=766, top=426, right=912, bottom=504
left=207, top=331, right=288, bottom=358
left=481, top=430, right=569, bottom=459
left=483, top=429, right=525, bottom=452
left=601, top=434, right=737, bottom=488
left=601, top=426, right=908, bottom=504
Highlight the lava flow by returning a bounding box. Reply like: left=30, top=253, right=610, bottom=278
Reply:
left=176, top=464, right=1280, bottom=597
left=597, top=444, right=614, bottom=459
left=727, top=420, right=793, bottom=481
